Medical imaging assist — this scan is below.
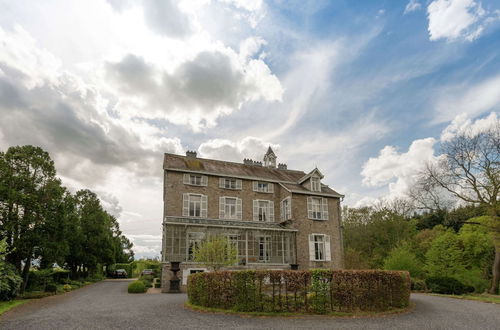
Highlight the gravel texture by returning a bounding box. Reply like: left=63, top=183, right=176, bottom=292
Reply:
left=1, top=280, right=499, bottom=330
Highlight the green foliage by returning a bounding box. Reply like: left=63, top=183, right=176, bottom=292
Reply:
left=188, top=270, right=411, bottom=313
left=193, top=235, right=238, bottom=271
left=131, top=259, right=160, bottom=278
left=140, top=274, right=154, bottom=288
left=110, top=263, right=135, bottom=278
left=0, top=145, right=134, bottom=294
left=425, top=231, right=466, bottom=277
left=426, top=277, right=473, bottom=295
left=343, top=207, right=417, bottom=268
left=128, top=280, right=146, bottom=293
left=44, top=284, right=57, bottom=293
left=384, top=246, right=424, bottom=278
left=0, top=261, right=22, bottom=301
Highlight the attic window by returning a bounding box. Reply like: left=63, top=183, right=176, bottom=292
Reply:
left=311, top=177, right=321, bottom=192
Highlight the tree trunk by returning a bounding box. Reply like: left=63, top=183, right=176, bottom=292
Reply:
left=489, top=244, right=500, bottom=295
left=21, top=255, right=32, bottom=293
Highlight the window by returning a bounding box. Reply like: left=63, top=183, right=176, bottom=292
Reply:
left=219, top=178, right=242, bottom=190
left=280, top=197, right=291, bottom=221
left=253, top=181, right=274, bottom=193
left=182, top=268, right=207, bottom=285
left=187, top=232, right=205, bottom=260
left=258, top=236, right=271, bottom=262
left=183, top=193, right=208, bottom=218
left=307, top=197, right=328, bottom=220
left=309, top=234, right=331, bottom=261
left=227, top=234, right=240, bottom=256
left=311, top=177, right=321, bottom=192
left=183, top=174, right=208, bottom=186
left=219, top=197, right=242, bottom=220
left=253, top=200, right=274, bottom=222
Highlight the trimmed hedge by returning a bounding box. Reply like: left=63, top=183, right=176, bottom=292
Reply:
left=128, top=280, right=146, bottom=293
left=188, top=269, right=410, bottom=314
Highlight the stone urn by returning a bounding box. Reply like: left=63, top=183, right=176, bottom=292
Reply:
left=168, top=261, right=181, bottom=293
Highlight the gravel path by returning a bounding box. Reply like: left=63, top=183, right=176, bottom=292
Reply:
left=1, top=280, right=499, bottom=330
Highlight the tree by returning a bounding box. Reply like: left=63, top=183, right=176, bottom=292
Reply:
left=417, top=124, right=500, bottom=293
left=193, top=235, right=238, bottom=271
left=384, top=246, right=424, bottom=278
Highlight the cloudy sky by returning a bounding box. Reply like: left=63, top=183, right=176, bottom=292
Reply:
left=1, top=0, right=499, bottom=258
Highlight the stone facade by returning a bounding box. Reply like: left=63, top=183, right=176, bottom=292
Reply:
left=161, top=149, right=344, bottom=292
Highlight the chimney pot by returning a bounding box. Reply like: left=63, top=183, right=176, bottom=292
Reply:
left=186, top=151, right=197, bottom=158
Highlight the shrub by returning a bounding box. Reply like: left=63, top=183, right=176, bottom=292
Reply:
left=128, top=280, right=146, bottom=293
left=45, top=284, right=58, bottom=293
left=140, top=274, right=154, bottom=288
left=19, top=291, right=54, bottom=299
left=425, top=276, right=474, bottom=295
left=63, top=284, right=72, bottom=291
left=411, top=278, right=427, bottom=292
left=383, top=246, right=424, bottom=278
left=0, top=261, right=22, bottom=301
left=154, top=283, right=161, bottom=288
left=188, top=269, right=410, bottom=313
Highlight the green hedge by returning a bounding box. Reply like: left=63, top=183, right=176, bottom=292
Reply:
left=128, top=280, right=146, bottom=293
left=110, top=263, right=135, bottom=278
left=425, top=276, right=474, bottom=295
left=188, top=269, right=410, bottom=314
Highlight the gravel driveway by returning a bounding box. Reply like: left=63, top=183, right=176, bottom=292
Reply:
left=1, top=279, right=499, bottom=329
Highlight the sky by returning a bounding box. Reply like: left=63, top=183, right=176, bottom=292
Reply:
left=0, top=0, right=499, bottom=258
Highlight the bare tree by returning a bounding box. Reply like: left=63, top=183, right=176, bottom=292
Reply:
left=418, top=123, right=499, bottom=293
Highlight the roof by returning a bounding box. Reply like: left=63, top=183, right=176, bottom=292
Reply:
left=164, top=153, right=305, bottom=182
left=164, top=153, right=343, bottom=198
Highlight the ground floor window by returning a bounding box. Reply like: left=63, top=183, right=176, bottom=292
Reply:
left=258, top=236, right=271, bottom=262
left=187, top=232, right=205, bottom=260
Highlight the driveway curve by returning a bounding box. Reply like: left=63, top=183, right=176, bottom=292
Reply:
left=1, top=280, right=499, bottom=329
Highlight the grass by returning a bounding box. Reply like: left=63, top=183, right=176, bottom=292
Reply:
left=428, top=293, right=500, bottom=304
left=185, top=301, right=414, bottom=318
left=0, top=300, right=29, bottom=316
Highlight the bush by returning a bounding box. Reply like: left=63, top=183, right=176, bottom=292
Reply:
left=25, top=269, right=70, bottom=291
left=188, top=269, right=410, bottom=313
left=425, top=276, right=474, bottom=295
left=63, top=284, right=72, bottom=291
left=128, top=280, right=146, bottom=293
left=383, top=246, right=424, bottom=278
left=154, top=283, right=161, bottom=288
left=19, top=291, right=54, bottom=299
left=0, top=262, right=22, bottom=301
left=45, top=284, right=58, bottom=293
left=411, top=278, right=427, bottom=292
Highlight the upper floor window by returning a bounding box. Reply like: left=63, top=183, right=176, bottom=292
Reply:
left=219, top=196, right=242, bottom=220
left=219, top=178, right=242, bottom=190
left=309, top=234, right=331, bottom=261
left=307, top=196, right=328, bottom=220
left=253, top=181, right=274, bottom=193
left=280, top=197, right=292, bottom=221
left=183, top=174, right=208, bottom=186
left=311, top=177, right=321, bottom=192
left=182, top=193, right=208, bottom=218
left=253, top=200, right=274, bottom=222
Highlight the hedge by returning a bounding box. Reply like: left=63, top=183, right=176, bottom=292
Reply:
left=188, top=269, right=410, bottom=313
left=128, top=280, right=146, bottom=293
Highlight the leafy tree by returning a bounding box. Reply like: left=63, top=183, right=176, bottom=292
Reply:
left=343, top=206, right=417, bottom=268
left=0, top=238, right=22, bottom=300
left=193, top=235, right=238, bottom=271
left=384, top=246, right=424, bottom=278
left=425, top=230, right=466, bottom=278
left=417, top=124, right=499, bottom=293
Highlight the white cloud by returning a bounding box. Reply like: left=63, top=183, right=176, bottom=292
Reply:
left=198, top=136, right=278, bottom=162
left=404, top=0, right=422, bottom=14
left=220, top=0, right=263, bottom=12
left=361, top=112, right=499, bottom=202
left=434, top=74, right=500, bottom=123
left=427, top=0, right=499, bottom=42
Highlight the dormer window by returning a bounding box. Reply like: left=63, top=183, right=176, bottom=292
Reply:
left=311, top=177, right=321, bottom=192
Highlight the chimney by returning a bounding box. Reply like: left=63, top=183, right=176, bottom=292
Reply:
left=243, top=158, right=254, bottom=165
left=253, top=161, right=262, bottom=167
left=186, top=150, right=197, bottom=158
left=278, top=163, right=287, bottom=170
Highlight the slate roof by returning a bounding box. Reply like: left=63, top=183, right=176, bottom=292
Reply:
left=164, top=153, right=343, bottom=198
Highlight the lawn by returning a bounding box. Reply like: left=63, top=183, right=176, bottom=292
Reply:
left=0, top=300, right=29, bottom=316
left=429, top=293, right=500, bottom=304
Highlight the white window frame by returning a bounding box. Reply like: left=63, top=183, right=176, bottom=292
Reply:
left=219, top=196, right=242, bottom=220
left=310, top=177, right=321, bottom=192
left=309, top=234, right=331, bottom=261
left=307, top=196, right=328, bottom=220
left=183, top=174, right=208, bottom=186
left=187, top=232, right=205, bottom=261
left=219, top=178, right=242, bottom=190
left=252, top=181, right=274, bottom=193
left=182, top=268, right=208, bottom=285
left=183, top=193, right=208, bottom=218
left=280, top=196, right=292, bottom=221
left=253, top=199, right=274, bottom=222
left=257, top=235, right=271, bottom=263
